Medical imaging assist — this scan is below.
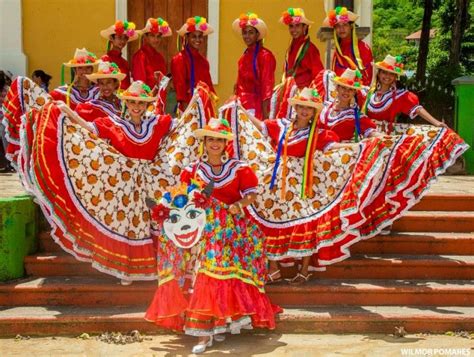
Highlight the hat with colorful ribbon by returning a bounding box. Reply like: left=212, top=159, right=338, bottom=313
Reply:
left=177, top=16, right=214, bottom=37
left=323, top=6, right=359, bottom=27
left=100, top=20, right=138, bottom=41
left=232, top=12, right=268, bottom=40
left=119, top=81, right=157, bottom=102
left=375, top=55, right=405, bottom=76
left=139, top=17, right=172, bottom=37
left=279, top=8, right=313, bottom=26
left=195, top=118, right=234, bottom=140
left=288, top=87, right=323, bottom=111
left=63, top=48, right=100, bottom=68
left=332, top=68, right=364, bottom=90
left=85, top=61, right=126, bottom=82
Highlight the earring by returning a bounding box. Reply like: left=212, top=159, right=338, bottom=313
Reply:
left=201, top=153, right=208, bottom=162
left=221, top=152, right=229, bottom=163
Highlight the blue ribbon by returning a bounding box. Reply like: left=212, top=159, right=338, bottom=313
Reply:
left=269, top=124, right=288, bottom=189
left=185, top=45, right=196, bottom=96
left=354, top=106, right=361, bottom=142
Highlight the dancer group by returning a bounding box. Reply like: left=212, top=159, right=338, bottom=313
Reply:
left=1, top=6, right=468, bottom=354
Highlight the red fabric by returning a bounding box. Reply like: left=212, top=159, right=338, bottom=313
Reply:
left=101, top=50, right=131, bottom=89
left=131, top=44, right=167, bottom=88
left=285, top=36, right=324, bottom=89
left=236, top=44, right=276, bottom=119
left=50, top=85, right=99, bottom=111
left=180, top=159, right=258, bottom=205
left=171, top=46, right=216, bottom=105
left=92, top=114, right=172, bottom=160
left=263, top=119, right=340, bottom=156
left=75, top=99, right=121, bottom=122
left=359, top=89, right=421, bottom=122
left=319, top=102, right=376, bottom=141
left=333, top=38, right=373, bottom=86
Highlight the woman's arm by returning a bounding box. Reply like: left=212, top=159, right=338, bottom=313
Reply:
left=57, top=102, right=94, bottom=132
left=241, top=107, right=264, bottom=132
left=416, top=107, right=449, bottom=128
left=228, top=192, right=257, bottom=215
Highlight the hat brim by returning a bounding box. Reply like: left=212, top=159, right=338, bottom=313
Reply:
left=279, top=17, right=314, bottom=26
left=332, top=78, right=364, bottom=91
left=232, top=19, right=267, bottom=40
left=288, top=98, right=323, bottom=111
left=86, top=73, right=126, bottom=83
left=322, top=12, right=359, bottom=27
left=100, top=28, right=139, bottom=42
left=177, top=24, right=214, bottom=37
left=63, top=61, right=100, bottom=68
left=138, top=29, right=173, bottom=38
left=119, top=95, right=157, bottom=102
left=195, top=129, right=234, bottom=140
left=375, top=63, right=405, bottom=76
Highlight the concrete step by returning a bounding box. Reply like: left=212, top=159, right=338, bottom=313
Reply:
left=24, top=253, right=474, bottom=280
left=411, top=194, right=474, bottom=212
left=392, top=211, right=474, bottom=233
left=0, top=305, right=473, bottom=336
left=351, top=232, right=474, bottom=255
left=1, top=276, right=474, bottom=308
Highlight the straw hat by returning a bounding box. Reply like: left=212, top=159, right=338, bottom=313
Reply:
left=100, top=20, right=138, bottom=41
left=139, top=17, right=172, bottom=37
left=177, top=16, right=214, bottom=37
left=119, top=81, right=157, bottom=102
left=332, top=69, right=364, bottom=90
left=232, top=12, right=268, bottom=40
left=85, top=61, right=126, bottom=82
left=195, top=118, right=234, bottom=140
left=288, top=87, right=323, bottom=111
left=279, top=8, right=313, bottom=26
left=323, top=6, right=359, bottom=27
left=375, top=55, right=405, bottom=76
left=63, top=48, right=100, bottom=68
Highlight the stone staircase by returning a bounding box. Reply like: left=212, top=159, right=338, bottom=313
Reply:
left=0, top=193, right=473, bottom=336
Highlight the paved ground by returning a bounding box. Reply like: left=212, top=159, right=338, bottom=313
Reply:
left=0, top=333, right=473, bottom=356
left=1, top=172, right=474, bottom=199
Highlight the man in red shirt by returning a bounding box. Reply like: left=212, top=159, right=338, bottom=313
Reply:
left=280, top=8, right=324, bottom=89
left=100, top=20, right=139, bottom=90
left=132, top=18, right=171, bottom=89
left=323, top=6, right=373, bottom=86
left=171, top=16, right=216, bottom=112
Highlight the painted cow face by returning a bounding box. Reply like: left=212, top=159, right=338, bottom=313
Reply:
left=163, top=201, right=206, bottom=249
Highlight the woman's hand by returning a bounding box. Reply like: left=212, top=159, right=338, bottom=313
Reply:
left=228, top=203, right=242, bottom=215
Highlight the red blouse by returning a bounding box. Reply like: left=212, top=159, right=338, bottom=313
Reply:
left=91, top=112, right=173, bottom=160
left=359, top=88, right=423, bottom=122
left=285, top=36, right=324, bottom=89
left=50, top=85, right=100, bottom=111
left=332, top=37, right=373, bottom=86
left=131, top=44, right=167, bottom=89
left=75, top=98, right=121, bottom=122
left=171, top=46, right=216, bottom=105
left=180, top=159, right=258, bottom=205
left=101, top=50, right=131, bottom=90
left=236, top=44, right=276, bottom=119
left=263, top=118, right=340, bottom=156
left=319, top=102, right=376, bottom=141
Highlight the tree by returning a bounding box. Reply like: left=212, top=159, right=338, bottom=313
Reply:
left=416, top=0, right=434, bottom=82
left=449, top=0, right=470, bottom=66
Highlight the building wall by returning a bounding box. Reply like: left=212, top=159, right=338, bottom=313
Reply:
left=22, top=0, right=115, bottom=89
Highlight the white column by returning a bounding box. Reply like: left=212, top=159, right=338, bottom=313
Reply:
left=208, top=0, right=219, bottom=84
left=0, top=0, right=27, bottom=77
left=115, top=0, right=128, bottom=59
left=355, top=0, right=373, bottom=46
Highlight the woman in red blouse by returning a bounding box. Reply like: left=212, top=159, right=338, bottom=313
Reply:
left=172, top=16, right=216, bottom=112
left=75, top=61, right=124, bottom=122
left=132, top=18, right=171, bottom=89
left=360, top=55, right=448, bottom=133
left=323, top=7, right=373, bottom=86
left=279, top=8, right=324, bottom=89
left=100, top=20, right=139, bottom=90
left=50, top=48, right=100, bottom=110
left=233, top=12, right=276, bottom=119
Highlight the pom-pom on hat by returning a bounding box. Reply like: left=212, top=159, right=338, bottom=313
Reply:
left=232, top=12, right=268, bottom=40
left=332, top=68, right=364, bottom=90
left=100, top=20, right=138, bottom=41
left=139, top=17, right=172, bottom=37
left=119, top=81, right=157, bottom=102
left=195, top=118, right=234, bottom=140
left=85, top=61, right=126, bottom=82
left=288, top=87, right=323, bottom=111
left=63, top=48, right=100, bottom=68
left=279, top=8, right=313, bottom=26
left=375, top=55, right=405, bottom=76
left=177, top=16, right=214, bottom=37
left=323, top=6, right=359, bottom=27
